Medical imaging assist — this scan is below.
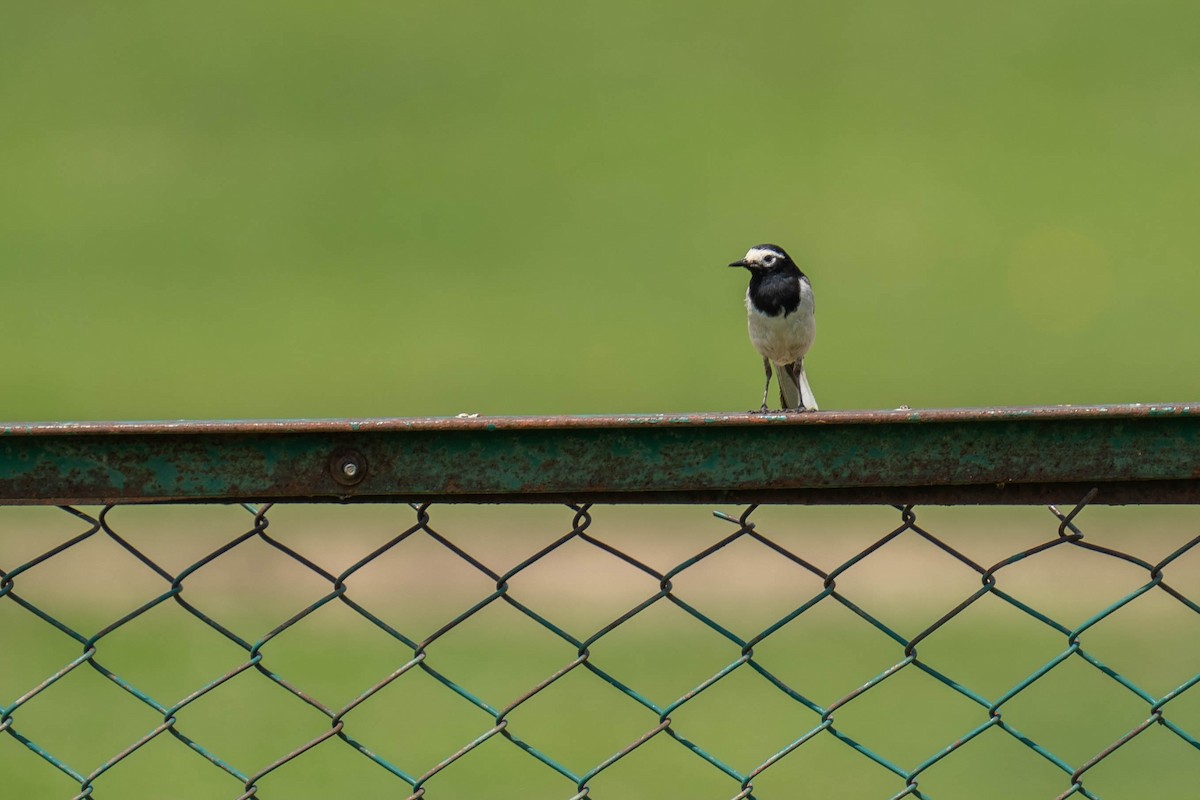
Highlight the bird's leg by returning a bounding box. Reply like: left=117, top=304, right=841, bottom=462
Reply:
left=784, top=362, right=807, bottom=413
left=754, top=357, right=772, bottom=413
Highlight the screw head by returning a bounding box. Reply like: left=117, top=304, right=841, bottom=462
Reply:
left=330, top=449, right=367, bottom=486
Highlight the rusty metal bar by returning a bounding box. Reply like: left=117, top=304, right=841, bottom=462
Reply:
left=3, top=404, right=1200, bottom=505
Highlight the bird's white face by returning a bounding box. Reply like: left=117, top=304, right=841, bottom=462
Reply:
left=743, top=247, right=782, bottom=267
left=729, top=243, right=793, bottom=270
left=733, top=246, right=786, bottom=269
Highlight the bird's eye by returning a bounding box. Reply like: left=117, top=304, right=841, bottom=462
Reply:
left=763, top=255, right=776, bottom=265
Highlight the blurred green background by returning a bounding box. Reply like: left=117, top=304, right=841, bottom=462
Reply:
left=2, top=0, right=1199, bottom=420
left=4, top=3, right=1200, bottom=799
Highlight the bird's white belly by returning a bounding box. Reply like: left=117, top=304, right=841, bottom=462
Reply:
left=746, top=294, right=815, bottom=365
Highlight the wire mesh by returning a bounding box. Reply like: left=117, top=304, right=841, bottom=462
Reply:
left=2, top=494, right=1199, bottom=799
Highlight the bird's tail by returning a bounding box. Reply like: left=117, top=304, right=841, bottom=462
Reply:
left=777, top=362, right=818, bottom=411
left=775, top=363, right=800, bottom=409
left=797, top=364, right=818, bottom=411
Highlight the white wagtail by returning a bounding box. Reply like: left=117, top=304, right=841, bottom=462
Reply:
left=728, top=243, right=818, bottom=413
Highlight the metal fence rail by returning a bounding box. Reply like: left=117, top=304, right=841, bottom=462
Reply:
left=2, top=405, right=1199, bottom=799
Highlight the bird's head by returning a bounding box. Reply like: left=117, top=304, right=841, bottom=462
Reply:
left=728, top=243, right=795, bottom=271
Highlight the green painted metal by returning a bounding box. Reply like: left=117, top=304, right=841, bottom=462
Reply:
left=3, top=405, right=1200, bottom=504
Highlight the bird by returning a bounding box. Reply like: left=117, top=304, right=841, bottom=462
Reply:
left=728, top=243, right=818, bottom=413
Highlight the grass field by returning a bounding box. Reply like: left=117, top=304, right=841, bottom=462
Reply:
left=4, top=3, right=1200, bottom=796
left=3, top=1, right=1200, bottom=420
left=3, top=503, right=1199, bottom=798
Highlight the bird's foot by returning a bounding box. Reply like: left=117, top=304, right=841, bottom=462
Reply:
left=784, top=406, right=812, bottom=414
left=749, top=404, right=770, bottom=414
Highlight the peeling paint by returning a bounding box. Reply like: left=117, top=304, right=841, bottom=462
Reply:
left=2, top=405, right=1199, bottom=505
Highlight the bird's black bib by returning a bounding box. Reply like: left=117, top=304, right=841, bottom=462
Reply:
left=748, top=269, right=805, bottom=317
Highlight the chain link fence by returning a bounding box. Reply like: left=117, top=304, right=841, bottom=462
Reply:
left=3, top=408, right=1200, bottom=798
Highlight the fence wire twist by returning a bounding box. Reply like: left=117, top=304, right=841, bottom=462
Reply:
left=2, top=492, right=1199, bottom=799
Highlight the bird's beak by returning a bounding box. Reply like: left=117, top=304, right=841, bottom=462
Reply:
left=728, top=259, right=750, bottom=268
